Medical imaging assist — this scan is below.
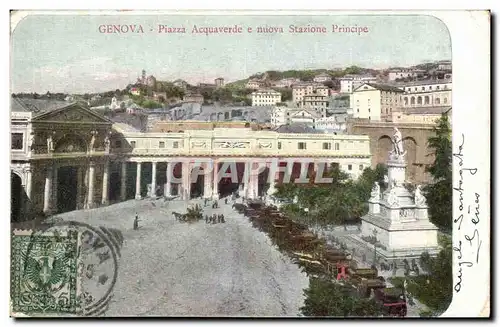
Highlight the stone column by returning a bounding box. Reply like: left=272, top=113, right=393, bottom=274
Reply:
left=243, top=162, right=250, bottom=197
left=135, top=162, right=142, bottom=200
left=102, top=160, right=110, bottom=205
left=181, top=161, right=191, bottom=200
left=52, top=165, right=58, bottom=212
left=43, top=166, right=53, bottom=214
left=249, top=172, right=259, bottom=199
left=164, top=162, right=172, bottom=197
left=77, top=166, right=84, bottom=209
left=120, top=162, right=127, bottom=201
left=212, top=161, right=219, bottom=199
left=25, top=167, right=32, bottom=201
left=86, top=162, right=95, bottom=209
left=204, top=162, right=213, bottom=199
left=151, top=161, right=157, bottom=198
left=266, top=162, right=276, bottom=196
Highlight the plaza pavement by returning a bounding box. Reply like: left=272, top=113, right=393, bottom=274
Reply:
left=53, top=197, right=309, bottom=317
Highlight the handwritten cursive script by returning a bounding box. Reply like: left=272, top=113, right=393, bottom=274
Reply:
left=452, top=133, right=483, bottom=293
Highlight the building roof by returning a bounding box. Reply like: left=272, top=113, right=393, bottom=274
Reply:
left=113, top=122, right=141, bottom=133
left=394, top=106, right=452, bottom=115
left=290, top=109, right=322, bottom=119
left=392, top=78, right=452, bottom=87
left=354, top=83, right=404, bottom=93
left=274, top=123, right=323, bottom=134
left=11, top=97, right=73, bottom=115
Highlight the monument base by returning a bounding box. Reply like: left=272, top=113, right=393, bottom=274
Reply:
left=357, top=213, right=440, bottom=262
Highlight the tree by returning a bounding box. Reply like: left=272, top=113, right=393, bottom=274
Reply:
left=424, top=113, right=452, bottom=230
left=301, top=277, right=383, bottom=317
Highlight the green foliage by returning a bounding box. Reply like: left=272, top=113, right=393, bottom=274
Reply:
left=274, top=164, right=387, bottom=227
left=344, top=65, right=363, bottom=75
left=426, top=114, right=452, bottom=182
left=424, top=113, right=452, bottom=231
left=141, top=99, right=163, bottom=109
left=300, top=277, right=384, bottom=317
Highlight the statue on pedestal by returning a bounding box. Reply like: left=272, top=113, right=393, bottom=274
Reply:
left=414, top=185, right=427, bottom=206
left=390, top=127, right=406, bottom=161
left=387, top=187, right=399, bottom=207
left=370, top=182, right=380, bottom=201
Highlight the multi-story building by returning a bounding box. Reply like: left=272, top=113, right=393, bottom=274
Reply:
left=273, top=78, right=300, bottom=88
left=292, top=83, right=329, bottom=105
left=146, top=75, right=157, bottom=88
left=391, top=107, right=452, bottom=124
left=314, top=115, right=348, bottom=133
left=387, top=68, right=425, bottom=81
left=173, top=79, right=188, bottom=90
left=352, top=83, right=404, bottom=121
left=251, top=90, right=282, bottom=106
left=437, top=60, right=452, bottom=71
left=214, top=77, right=225, bottom=88
left=246, top=79, right=263, bottom=89
left=303, top=94, right=329, bottom=109
left=339, top=74, right=378, bottom=93
left=183, top=92, right=204, bottom=103
left=398, top=79, right=452, bottom=108
left=313, top=73, right=332, bottom=83
left=287, top=109, right=322, bottom=126
left=270, top=107, right=288, bottom=127
left=130, top=87, right=141, bottom=96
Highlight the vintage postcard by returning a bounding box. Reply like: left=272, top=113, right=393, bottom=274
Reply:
left=9, top=10, right=490, bottom=318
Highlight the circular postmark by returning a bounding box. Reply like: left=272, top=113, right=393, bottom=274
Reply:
left=15, top=220, right=123, bottom=317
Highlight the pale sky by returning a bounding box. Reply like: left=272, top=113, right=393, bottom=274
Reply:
left=11, top=14, right=451, bottom=93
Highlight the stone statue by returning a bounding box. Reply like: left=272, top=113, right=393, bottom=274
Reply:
left=387, top=187, right=399, bottom=207
left=415, top=185, right=427, bottom=206
left=393, top=127, right=404, bottom=155
left=370, top=182, right=380, bottom=200
left=90, top=133, right=96, bottom=152
left=47, top=134, right=54, bottom=153
left=28, top=132, right=35, bottom=151
left=104, top=133, right=111, bottom=152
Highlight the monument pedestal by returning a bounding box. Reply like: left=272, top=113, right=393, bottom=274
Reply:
left=354, top=144, right=440, bottom=263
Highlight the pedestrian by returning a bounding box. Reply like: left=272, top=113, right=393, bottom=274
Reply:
left=204, top=198, right=208, bottom=206
left=212, top=214, right=217, bottom=224
left=221, top=214, right=225, bottom=223
left=133, top=214, right=140, bottom=230
left=225, top=198, right=228, bottom=205
left=205, top=214, right=209, bottom=224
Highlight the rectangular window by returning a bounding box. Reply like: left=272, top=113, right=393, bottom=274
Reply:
left=114, top=140, right=122, bottom=148
left=298, top=142, right=307, bottom=150
left=173, top=141, right=179, bottom=148
left=348, top=164, right=352, bottom=171
left=130, top=141, right=136, bottom=148
left=159, top=141, right=165, bottom=148
left=322, top=142, right=331, bottom=150
left=359, top=165, right=364, bottom=171
left=11, top=133, right=23, bottom=150
left=278, top=142, right=282, bottom=149
left=335, top=143, right=340, bottom=150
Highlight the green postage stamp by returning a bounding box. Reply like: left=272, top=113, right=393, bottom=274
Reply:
left=11, top=229, right=79, bottom=315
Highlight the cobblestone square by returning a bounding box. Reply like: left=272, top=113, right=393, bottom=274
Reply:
left=54, top=198, right=309, bottom=316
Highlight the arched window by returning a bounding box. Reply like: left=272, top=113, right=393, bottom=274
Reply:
left=424, top=96, right=430, bottom=105
left=444, top=97, right=448, bottom=104
left=410, top=97, right=415, bottom=105
left=435, top=98, right=441, bottom=105
left=404, top=97, right=408, bottom=105
left=417, top=96, right=422, bottom=105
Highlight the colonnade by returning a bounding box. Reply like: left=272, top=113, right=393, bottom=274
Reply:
left=36, top=158, right=330, bottom=216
